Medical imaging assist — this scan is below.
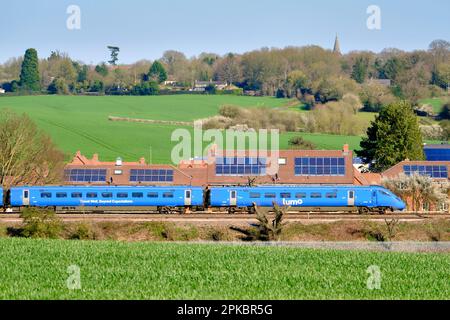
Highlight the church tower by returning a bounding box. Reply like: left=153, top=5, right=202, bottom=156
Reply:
left=333, top=34, right=341, bottom=55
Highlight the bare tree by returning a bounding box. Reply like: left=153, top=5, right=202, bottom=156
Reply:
left=0, top=110, right=65, bottom=194
left=383, top=173, right=448, bottom=212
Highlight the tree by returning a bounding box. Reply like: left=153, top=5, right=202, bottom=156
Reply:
left=215, top=53, right=241, bottom=85
left=19, top=48, right=40, bottom=91
left=95, top=63, right=109, bottom=77
left=356, top=101, right=425, bottom=172
left=76, top=64, right=89, bottom=83
left=351, top=56, right=369, bottom=84
left=132, top=81, right=159, bottom=95
left=439, top=103, right=450, bottom=120
left=47, top=78, right=69, bottom=94
left=161, top=50, right=188, bottom=77
left=383, top=173, right=448, bottom=212
left=0, top=110, right=65, bottom=195
left=148, top=61, right=167, bottom=83
left=359, top=82, right=396, bottom=112
left=107, top=46, right=120, bottom=66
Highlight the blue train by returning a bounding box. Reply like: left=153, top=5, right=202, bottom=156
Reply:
left=1, top=184, right=405, bottom=214
left=209, top=185, right=406, bottom=214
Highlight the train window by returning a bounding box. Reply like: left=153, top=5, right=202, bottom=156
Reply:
left=132, top=192, right=144, bottom=198
left=56, top=192, right=67, bottom=198
left=264, top=193, right=276, bottom=198
left=230, top=191, right=236, bottom=199
left=147, top=192, right=158, bottom=198
left=325, top=192, right=337, bottom=198
left=310, top=193, right=322, bottom=198
left=71, top=192, right=82, bottom=198
left=102, top=192, right=113, bottom=198
left=280, top=193, right=291, bottom=198
left=295, top=193, right=306, bottom=199
left=117, top=193, right=128, bottom=198
left=163, top=192, right=174, bottom=198
left=40, top=192, right=52, bottom=198
left=86, top=193, right=98, bottom=198
left=349, top=191, right=354, bottom=199
left=250, top=192, right=261, bottom=198
left=24, top=191, right=29, bottom=199
left=185, top=190, right=191, bottom=199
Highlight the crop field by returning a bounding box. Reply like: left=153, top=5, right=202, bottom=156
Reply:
left=419, top=97, right=446, bottom=114
left=0, top=238, right=449, bottom=299
left=0, top=95, right=368, bottom=163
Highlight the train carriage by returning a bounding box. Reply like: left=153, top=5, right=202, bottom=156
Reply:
left=0, top=188, right=3, bottom=207
left=9, top=186, right=203, bottom=213
left=209, top=185, right=406, bottom=213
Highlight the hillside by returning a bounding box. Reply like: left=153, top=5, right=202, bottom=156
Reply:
left=0, top=95, right=365, bottom=163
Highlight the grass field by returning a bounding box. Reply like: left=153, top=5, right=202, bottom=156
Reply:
left=418, top=97, right=447, bottom=114
left=0, top=95, right=442, bottom=163
left=0, top=95, right=366, bottom=162
left=0, top=238, right=448, bottom=299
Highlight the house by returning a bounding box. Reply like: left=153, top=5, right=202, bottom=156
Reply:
left=368, top=79, right=392, bottom=87
left=192, top=80, right=227, bottom=91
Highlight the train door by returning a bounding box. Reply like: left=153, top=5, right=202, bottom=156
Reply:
left=23, top=189, right=30, bottom=206
left=347, top=190, right=355, bottom=206
left=184, top=190, right=191, bottom=206
left=230, top=190, right=237, bottom=206
left=371, top=190, right=377, bottom=206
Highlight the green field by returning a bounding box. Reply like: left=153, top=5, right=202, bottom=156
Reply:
left=0, top=95, right=367, bottom=163
left=419, top=97, right=447, bottom=114
left=0, top=238, right=448, bottom=299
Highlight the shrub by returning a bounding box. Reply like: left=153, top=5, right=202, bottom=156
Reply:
left=20, top=208, right=62, bottom=239
left=288, top=136, right=316, bottom=150
left=70, top=223, right=94, bottom=240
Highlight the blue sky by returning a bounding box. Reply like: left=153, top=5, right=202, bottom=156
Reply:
left=0, top=0, right=449, bottom=64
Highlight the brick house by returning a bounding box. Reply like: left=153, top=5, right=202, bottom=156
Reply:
left=64, top=146, right=449, bottom=212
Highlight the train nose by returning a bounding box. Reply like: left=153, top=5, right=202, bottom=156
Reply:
left=396, top=200, right=406, bottom=211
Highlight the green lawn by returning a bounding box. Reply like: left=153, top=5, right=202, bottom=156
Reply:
left=0, top=95, right=366, bottom=162
left=0, top=239, right=448, bottom=299
left=418, top=97, right=446, bottom=114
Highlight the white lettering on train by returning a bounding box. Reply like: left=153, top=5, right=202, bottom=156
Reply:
left=282, top=199, right=303, bottom=206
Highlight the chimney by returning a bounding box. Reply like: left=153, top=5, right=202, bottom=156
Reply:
left=92, top=153, right=99, bottom=162
left=139, top=157, right=146, bottom=165
left=343, top=144, right=349, bottom=154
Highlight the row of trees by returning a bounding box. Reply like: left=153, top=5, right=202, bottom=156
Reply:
left=0, top=49, right=169, bottom=95
left=1, top=40, right=449, bottom=103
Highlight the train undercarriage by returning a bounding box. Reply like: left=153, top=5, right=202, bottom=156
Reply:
left=4, top=205, right=394, bottom=215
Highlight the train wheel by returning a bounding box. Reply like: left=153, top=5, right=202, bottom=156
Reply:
left=358, top=207, right=370, bottom=215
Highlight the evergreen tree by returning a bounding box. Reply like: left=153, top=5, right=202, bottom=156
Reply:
left=19, top=48, right=40, bottom=91
left=148, top=61, right=167, bottom=83
left=107, top=46, right=120, bottom=66
left=95, top=63, right=109, bottom=77
left=351, top=57, right=368, bottom=84
left=356, top=101, right=425, bottom=172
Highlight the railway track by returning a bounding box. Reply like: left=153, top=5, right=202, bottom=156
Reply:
left=0, top=213, right=448, bottom=223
